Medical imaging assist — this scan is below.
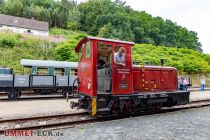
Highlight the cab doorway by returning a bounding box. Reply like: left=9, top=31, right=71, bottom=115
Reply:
left=97, top=42, right=112, bottom=94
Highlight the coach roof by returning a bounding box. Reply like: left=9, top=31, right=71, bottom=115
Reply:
left=21, top=59, right=78, bottom=69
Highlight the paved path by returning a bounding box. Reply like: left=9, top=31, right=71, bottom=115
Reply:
left=190, top=90, right=210, bottom=102
left=0, top=99, right=84, bottom=119
left=1, top=91, right=210, bottom=120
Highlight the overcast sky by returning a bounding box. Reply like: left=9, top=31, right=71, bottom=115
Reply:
left=77, top=0, right=210, bottom=54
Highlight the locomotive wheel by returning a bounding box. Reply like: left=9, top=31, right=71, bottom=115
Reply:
left=62, top=90, right=68, bottom=98
left=17, top=91, right=21, bottom=98
left=111, top=102, right=120, bottom=116
left=8, top=91, right=19, bottom=100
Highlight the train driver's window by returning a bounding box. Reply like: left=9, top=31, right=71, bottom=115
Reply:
left=114, top=46, right=126, bottom=66
left=71, top=69, right=78, bottom=76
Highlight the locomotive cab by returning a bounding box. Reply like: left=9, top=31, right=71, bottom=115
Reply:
left=96, top=41, right=134, bottom=95
left=74, top=37, right=134, bottom=115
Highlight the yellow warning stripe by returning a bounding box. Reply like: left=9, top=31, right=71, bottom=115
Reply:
left=92, top=97, right=97, bottom=116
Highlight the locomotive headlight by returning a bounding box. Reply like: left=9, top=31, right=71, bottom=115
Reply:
left=88, top=80, right=91, bottom=90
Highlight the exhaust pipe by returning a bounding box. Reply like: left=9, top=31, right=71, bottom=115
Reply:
left=144, top=61, right=149, bottom=65
left=160, top=59, right=164, bottom=66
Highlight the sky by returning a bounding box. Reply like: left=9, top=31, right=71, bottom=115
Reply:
left=77, top=0, right=210, bottom=54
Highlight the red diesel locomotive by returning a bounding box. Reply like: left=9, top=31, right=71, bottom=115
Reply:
left=70, top=36, right=190, bottom=116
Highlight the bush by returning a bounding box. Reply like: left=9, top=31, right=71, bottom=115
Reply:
left=133, top=44, right=210, bottom=74
left=0, top=33, right=20, bottom=48
left=55, top=39, right=78, bottom=62
left=49, top=28, right=87, bottom=39
left=0, top=32, right=56, bottom=73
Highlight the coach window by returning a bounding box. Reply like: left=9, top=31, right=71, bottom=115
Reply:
left=85, top=41, right=91, bottom=59
left=37, top=67, right=48, bottom=75
left=71, top=69, right=78, bottom=76
left=55, top=68, right=65, bottom=76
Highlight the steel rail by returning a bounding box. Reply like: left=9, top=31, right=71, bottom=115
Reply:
left=0, top=95, right=64, bottom=101
left=0, top=112, right=92, bottom=134
left=0, top=95, right=78, bottom=101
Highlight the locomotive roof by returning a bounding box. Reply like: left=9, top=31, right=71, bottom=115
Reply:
left=21, top=59, right=78, bottom=69
left=75, top=36, right=135, bottom=52
left=133, top=65, right=177, bottom=70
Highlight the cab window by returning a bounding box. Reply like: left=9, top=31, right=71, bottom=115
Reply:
left=97, top=43, right=112, bottom=69
left=85, top=41, right=91, bottom=59
left=78, top=43, right=85, bottom=62
left=114, top=46, right=126, bottom=66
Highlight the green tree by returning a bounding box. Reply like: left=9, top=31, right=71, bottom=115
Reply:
left=0, top=0, right=203, bottom=52
left=78, top=0, right=202, bottom=51
left=55, top=39, right=78, bottom=62
left=2, top=0, right=23, bottom=17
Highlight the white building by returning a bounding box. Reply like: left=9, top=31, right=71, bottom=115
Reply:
left=0, top=14, right=49, bottom=36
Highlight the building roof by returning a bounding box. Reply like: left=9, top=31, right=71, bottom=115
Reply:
left=0, top=14, right=49, bottom=31
left=21, top=59, right=78, bottom=69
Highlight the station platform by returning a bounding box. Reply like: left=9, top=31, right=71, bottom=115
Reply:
left=0, top=91, right=210, bottom=120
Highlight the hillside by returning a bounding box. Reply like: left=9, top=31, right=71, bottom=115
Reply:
left=52, top=28, right=210, bottom=74
left=0, top=32, right=55, bottom=73
left=0, top=28, right=84, bottom=73
left=0, top=29, right=209, bottom=75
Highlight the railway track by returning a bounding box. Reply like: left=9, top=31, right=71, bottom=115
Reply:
left=1, top=100, right=210, bottom=134
left=0, top=88, right=209, bottom=101
left=0, top=92, right=61, bottom=96
left=0, top=95, right=79, bottom=101
left=0, top=112, right=94, bottom=134
left=0, top=95, right=64, bottom=101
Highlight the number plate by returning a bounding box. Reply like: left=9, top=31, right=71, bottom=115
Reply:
left=120, top=84, right=128, bottom=89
